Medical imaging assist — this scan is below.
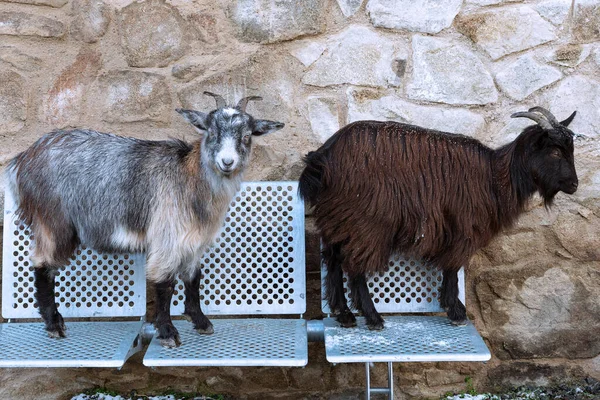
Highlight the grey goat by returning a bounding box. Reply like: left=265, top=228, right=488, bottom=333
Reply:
left=6, top=92, right=285, bottom=347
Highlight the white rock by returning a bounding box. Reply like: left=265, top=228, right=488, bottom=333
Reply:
left=495, top=55, right=562, bottom=101
left=336, top=0, right=363, bottom=17
left=535, top=0, right=571, bottom=25
left=466, top=0, right=519, bottom=5
left=456, top=6, right=557, bottom=60
left=545, top=75, right=600, bottom=139
left=406, top=35, right=498, bottom=105
left=303, top=25, right=405, bottom=87
left=545, top=44, right=591, bottom=67
left=289, top=39, right=326, bottom=67
left=366, top=0, right=462, bottom=34
left=347, top=88, right=486, bottom=136
left=307, top=97, right=340, bottom=142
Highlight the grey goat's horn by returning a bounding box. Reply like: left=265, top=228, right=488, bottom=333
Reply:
left=510, top=111, right=554, bottom=131
left=203, top=91, right=227, bottom=109
left=236, top=96, right=263, bottom=113
left=528, top=107, right=559, bottom=127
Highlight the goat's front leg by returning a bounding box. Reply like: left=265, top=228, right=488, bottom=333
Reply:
left=34, top=264, right=66, bottom=338
left=154, top=278, right=181, bottom=348
left=349, top=274, right=384, bottom=330
left=440, top=269, right=467, bottom=326
left=183, top=268, right=214, bottom=334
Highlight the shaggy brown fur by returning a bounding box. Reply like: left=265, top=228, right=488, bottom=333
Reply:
left=300, top=109, right=578, bottom=329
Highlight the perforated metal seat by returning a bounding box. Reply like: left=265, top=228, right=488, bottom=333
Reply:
left=143, top=182, right=307, bottom=367
left=321, top=255, right=491, bottom=398
left=1, top=189, right=147, bottom=368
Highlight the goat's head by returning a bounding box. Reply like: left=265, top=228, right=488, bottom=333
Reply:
left=176, top=92, right=284, bottom=176
left=511, top=107, right=578, bottom=204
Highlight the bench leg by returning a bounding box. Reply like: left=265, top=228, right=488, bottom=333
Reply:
left=365, top=362, right=394, bottom=399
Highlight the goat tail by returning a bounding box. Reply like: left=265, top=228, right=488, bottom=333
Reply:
left=298, top=150, right=328, bottom=205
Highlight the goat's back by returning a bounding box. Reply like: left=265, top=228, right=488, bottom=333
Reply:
left=302, top=121, right=499, bottom=271
left=7, top=129, right=195, bottom=253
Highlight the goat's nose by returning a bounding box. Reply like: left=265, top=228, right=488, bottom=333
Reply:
left=222, top=158, right=234, bottom=168
left=571, top=181, right=579, bottom=190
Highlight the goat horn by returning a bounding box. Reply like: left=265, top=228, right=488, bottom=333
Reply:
left=510, top=112, right=554, bottom=131
left=203, top=91, right=227, bottom=109
left=236, top=96, right=263, bottom=112
left=528, top=107, right=560, bottom=127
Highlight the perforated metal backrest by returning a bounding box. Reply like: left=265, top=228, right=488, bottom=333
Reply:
left=321, top=254, right=465, bottom=314
left=2, top=188, right=146, bottom=319
left=170, top=182, right=306, bottom=316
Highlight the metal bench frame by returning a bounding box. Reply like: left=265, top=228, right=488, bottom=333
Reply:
left=0, top=181, right=307, bottom=369
left=320, top=254, right=491, bottom=399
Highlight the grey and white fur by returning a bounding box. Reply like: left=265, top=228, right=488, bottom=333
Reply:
left=6, top=92, right=285, bottom=347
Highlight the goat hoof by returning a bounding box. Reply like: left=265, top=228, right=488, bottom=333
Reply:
left=159, top=337, right=181, bottom=348
left=337, top=311, right=357, bottom=328
left=45, top=315, right=67, bottom=338
left=46, top=328, right=67, bottom=339
left=195, top=324, right=214, bottom=335
left=367, top=321, right=384, bottom=331
left=450, top=319, right=467, bottom=326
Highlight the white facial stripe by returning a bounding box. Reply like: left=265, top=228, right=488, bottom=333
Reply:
left=216, top=137, right=239, bottom=169
left=223, top=108, right=239, bottom=116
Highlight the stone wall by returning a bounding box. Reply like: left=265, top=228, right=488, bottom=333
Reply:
left=0, top=0, right=599, bottom=399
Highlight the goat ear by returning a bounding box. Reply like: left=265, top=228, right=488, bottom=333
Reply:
left=176, top=109, right=209, bottom=132
left=252, top=119, right=285, bottom=136
left=560, top=111, right=576, bottom=127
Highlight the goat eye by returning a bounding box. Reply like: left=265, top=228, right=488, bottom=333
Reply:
left=550, top=148, right=562, bottom=158
left=242, top=135, right=251, bottom=144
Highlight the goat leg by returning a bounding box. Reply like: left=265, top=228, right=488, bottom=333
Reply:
left=441, top=269, right=467, bottom=326
left=349, top=274, right=384, bottom=331
left=34, top=264, right=66, bottom=338
left=183, top=268, right=214, bottom=334
left=323, top=242, right=356, bottom=328
left=154, top=278, right=181, bottom=348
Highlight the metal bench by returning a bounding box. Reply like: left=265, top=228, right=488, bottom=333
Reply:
left=143, top=181, right=307, bottom=367
left=321, top=255, right=491, bottom=399
left=0, top=188, right=147, bottom=368
left=0, top=181, right=307, bottom=369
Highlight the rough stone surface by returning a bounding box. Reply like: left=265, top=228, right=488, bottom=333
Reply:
left=230, top=0, right=326, bottom=43
left=96, top=70, right=172, bottom=123
left=0, top=70, right=26, bottom=134
left=289, top=39, right=326, bottom=67
left=546, top=44, right=592, bottom=67
left=0, top=0, right=67, bottom=7
left=535, top=0, right=572, bottom=25
left=171, top=50, right=255, bottom=82
left=456, top=6, right=557, bottom=60
left=307, top=96, right=340, bottom=142
left=495, top=55, right=562, bottom=100
left=466, top=0, right=520, bottom=5
left=0, top=12, right=65, bottom=38
left=476, top=264, right=600, bottom=360
left=554, top=212, right=600, bottom=261
left=336, top=0, right=362, bottom=17
left=0, top=46, right=42, bottom=71
left=545, top=76, right=600, bottom=139
left=347, top=87, right=486, bottom=136
left=482, top=231, right=551, bottom=265
left=303, top=25, right=404, bottom=88
left=119, top=0, right=189, bottom=67
left=406, top=35, right=498, bottom=105
left=572, top=0, right=600, bottom=42
left=70, top=0, right=110, bottom=43
left=366, top=0, right=462, bottom=33
left=43, top=50, right=101, bottom=127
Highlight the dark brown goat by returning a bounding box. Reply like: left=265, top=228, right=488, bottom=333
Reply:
left=299, top=107, right=579, bottom=329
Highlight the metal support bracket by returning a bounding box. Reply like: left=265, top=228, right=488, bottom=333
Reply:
left=365, top=362, right=394, bottom=399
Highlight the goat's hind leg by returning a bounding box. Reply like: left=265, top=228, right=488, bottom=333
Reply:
left=440, top=269, right=467, bottom=326
left=183, top=268, right=214, bottom=334
left=34, top=264, right=66, bottom=338
left=349, top=274, right=384, bottom=330
left=154, top=278, right=181, bottom=348
left=323, top=242, right=356, bottom=328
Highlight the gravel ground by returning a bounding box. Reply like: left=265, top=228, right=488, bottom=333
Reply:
left=442, top=378, right=600, bottom=400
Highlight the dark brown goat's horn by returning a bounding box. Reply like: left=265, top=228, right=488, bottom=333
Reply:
left=528, top=107, right=559, bottom=127
left=510, top=111, right=554, bottom=131
left=236, top=96, right=263, bottom=113
left=203, top=91, right=227, bottom=109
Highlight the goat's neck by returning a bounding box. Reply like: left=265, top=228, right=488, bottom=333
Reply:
left=491, top=139, right=537, bottom=229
